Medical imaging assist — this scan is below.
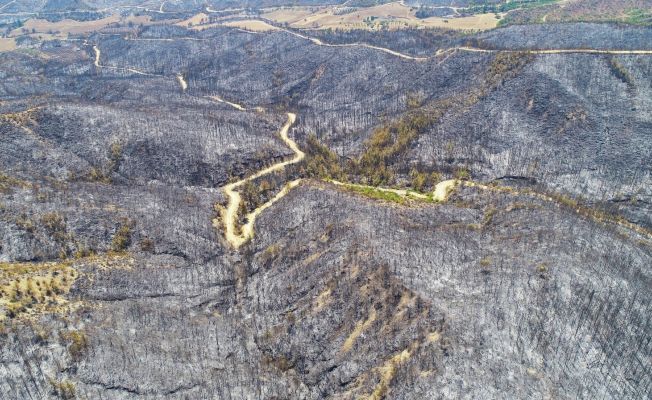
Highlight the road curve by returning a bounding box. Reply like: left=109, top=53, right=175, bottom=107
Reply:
left=177, top=74, right=188, bottom=91
left=87, top=45, right=303, bottom=249
left=263, top=22, right=652, bottom=60
left=277, top=27, right=430, bottom=61
left=217, top=112, right=304, bottom=248
left=92, top=44, right=163, bottom=76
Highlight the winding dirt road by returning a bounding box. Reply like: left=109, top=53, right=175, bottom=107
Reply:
left=276, top=27, right=430, bottom=61
left=88, top=44, right=304, bottom=249
left=86, top=34, right=652, bottom=250
left=92, top=44, right=163, bottom=76
left=255, top=21, right=652, bottom=60
left=216, top=111, right=304, bottom=248
left=177, top=74, right=187, bottom=91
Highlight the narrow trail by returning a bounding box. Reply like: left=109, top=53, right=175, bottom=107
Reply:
left=276, top=27, right=430, bottom=61
left=462, top=181, right=652, bottom=241
left=0, top=0, right=15, bottom=11
left=250, top=20, right=652, bottom=60
left=456, top=46, right=652, bottom=55
left=93, top=45, right=99, bottom=67
left=85, top=36, right=652, bottom=249
left=92, top=45, right=163, bottom=76
left=208, top=95, right=248, bottom=111
left=177, top=74, right=187, bottom=91
left=92, top=26, right=652, bottom=68
left=216, top=112, right=304, bottom=249
left=119, top=36, right=209, bottom=42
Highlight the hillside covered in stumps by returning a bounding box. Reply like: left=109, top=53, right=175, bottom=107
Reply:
left=1, top=0, right=651, bottom=399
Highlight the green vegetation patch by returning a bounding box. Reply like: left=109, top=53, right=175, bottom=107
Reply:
left=468, top=0, right=559, bottom=15
left=608, top=56, right=634, bottom=87
left=625, top=8, right=652, bottom=25
left=111, top=219, right=133, bottom=251
left=348, top=185, right=406, bottom=204
left=0, top=260, right=78, bottom=321
left=302, top=134, right=344, bottom=180
left=0, top=171, right=30, bottom=193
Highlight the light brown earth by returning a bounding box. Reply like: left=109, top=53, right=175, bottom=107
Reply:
left=261, top=2, right=501, bottom=31
left=9, top=14, right=152, bottom=37
left=222, top=19, right=280, bottom=32
left=0, top=38, right=16, bottom=52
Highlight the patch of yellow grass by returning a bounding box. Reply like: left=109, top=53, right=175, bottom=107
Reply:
left=188, top=19, right=279, bottom=32
left=342, top=308, right=377, bottom=353
left=427, top=331, right=441, bottom=343
left=0, top=254, right=133, bottom=322
left=175, top=12, right=209, bottom=27
left=0, top=108, right=39, bottom=126
left=263, top=2, right=500, bottom=31
left=0, top=38, right=16, bottom=52
left=363, top=344, right=415, bottom=400
left=0, top=260, right=78, bottom=321
left=222, top=20, right=279, bottom=32
left=314, top=286, right=332, bottom=312
left=303, top=249, right=326, bottom=266
left=9, top=14, right=151, bottom=38
left=261, top=7, right=317, bottom=24
left=419, top=13, right=501, bottom=30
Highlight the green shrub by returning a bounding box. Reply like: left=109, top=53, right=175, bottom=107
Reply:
left=454, top=167, right=470, bottom=180
left=349, top=186, right=405, bottom=204
left=303, top=134, right=343, bottom=180
left=41, top=212, right=65, bottom=234
left=61, top=329, right=88, bottom=361
left=608, top=57, right=633, bottom=86
left=48, top=378, right=76, bottom=399
left=111, top=220, right=133, bottom=251
left=486, top=52, right=534, bottom=88
left=0, top=171, right=30, bottom=193
left=87, top=167, right=110, bottom=183
left=15, top=214, right=35, bottom=233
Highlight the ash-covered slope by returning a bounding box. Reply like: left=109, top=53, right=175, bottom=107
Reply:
left=413, top=52, right=652, bottom=227
left=0, top=18, right=651, bottom=400
left=2, top=180, right=649, bottom=399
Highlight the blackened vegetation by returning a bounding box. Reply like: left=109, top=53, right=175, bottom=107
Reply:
left=607, top=56, right=634, bottom=86
left=301, top=27, right=469, bottom=56
left=0, top=15, right=651, bottom=400
left=300, top=51, right=534, bottom=189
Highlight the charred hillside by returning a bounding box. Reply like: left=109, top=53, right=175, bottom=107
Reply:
left=0, top=10, right=651, bottom=400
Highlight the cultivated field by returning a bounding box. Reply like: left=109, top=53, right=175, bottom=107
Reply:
left=8, top=14, right=153, bottom=38
left=221, top=19, right=279, bottom=31
left=0, top=38, right=16, bottom=52
left=261, top=2, right=501, bottom=31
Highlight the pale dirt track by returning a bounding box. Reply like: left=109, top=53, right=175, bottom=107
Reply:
left=330, top=179, right=458, bottom=202
left=88, top=45, right=305, bottom=249
left=215, top=112, right=304, bottom=249
left=85, top=33, right=652, bottom=250
left=177, top=74, right=187, bottom=91
left=92, top=44, right=163, bottom=76
left=226, top=19, right=652, bottom=60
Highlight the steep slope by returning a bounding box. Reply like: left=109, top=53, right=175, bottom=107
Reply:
left=0, top=15, right=651, bottom=400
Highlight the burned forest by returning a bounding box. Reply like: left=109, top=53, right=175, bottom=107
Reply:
left=1, top=0, right=651, bottom=399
